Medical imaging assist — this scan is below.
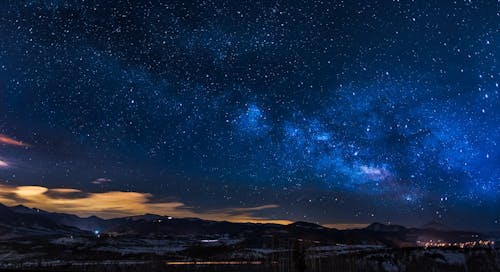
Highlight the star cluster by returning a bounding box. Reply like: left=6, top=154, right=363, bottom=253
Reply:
left=0, top=0, right=499, bottom=230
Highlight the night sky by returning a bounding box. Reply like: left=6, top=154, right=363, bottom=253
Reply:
left=0, top=0, right=499, bottom=230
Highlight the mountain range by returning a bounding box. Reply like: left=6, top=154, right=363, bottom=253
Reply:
left=0, top=203, right=491, bottom=248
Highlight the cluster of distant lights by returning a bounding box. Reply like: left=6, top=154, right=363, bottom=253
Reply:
left=417, top=240, right=495, bottom=249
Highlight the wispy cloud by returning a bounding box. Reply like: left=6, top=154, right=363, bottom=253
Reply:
left=0, top=134, right=30, bottom=147
left=0, top=184, right=291, bottom=224
left=0, top=160, right=9, bottom=168
left=91, top=178, right=112, bottom=185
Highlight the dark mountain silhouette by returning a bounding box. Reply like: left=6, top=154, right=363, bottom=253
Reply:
left=0, top=203, right=488, bottom=247
left=366, top=222, right=407, bottom=232
left=0, top=203, right=82, bottom=237
left=421, top=220, right=453, bottom=231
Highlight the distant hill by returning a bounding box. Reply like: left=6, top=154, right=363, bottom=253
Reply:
left=421, top=220, right=453, bottom=231
left=366, top=222, right=406, bottom=232
left=0, top=203, right=487, bottom=247
left=0, top=203, right=83, bottom=238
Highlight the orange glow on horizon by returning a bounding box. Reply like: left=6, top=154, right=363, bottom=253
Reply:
left=323, top=223, right=370, bottom=230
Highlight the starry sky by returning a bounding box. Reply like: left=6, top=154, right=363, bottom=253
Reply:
left=0, top=0, right=499, bottom=230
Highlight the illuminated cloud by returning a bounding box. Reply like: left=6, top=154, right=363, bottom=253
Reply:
left=0, top=184, right=291, bottom=224
left=91, top=178, right=112, bottom=185
left=15, top=186, right=48, bottom=197
left=0, top=134, right=30, bottom=147
left=221, top=204, right=280, bottom=212
left=0, top=160, right=8, bottom=168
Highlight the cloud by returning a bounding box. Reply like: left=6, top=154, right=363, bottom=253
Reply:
left=0, top=160, right=9, bottom=168
left=0, top=134, right=30, bottom=147
left=0, top=184, right=291, bottom=224
left=221, top=204, right=280, bottom=213
left=91, top=178, right=112, bottom=185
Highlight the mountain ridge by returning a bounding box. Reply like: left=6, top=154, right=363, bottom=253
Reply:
left=0, top=202, right=490, bottom=249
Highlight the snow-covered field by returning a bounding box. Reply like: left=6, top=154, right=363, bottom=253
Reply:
left=0, top=233, right=498, bottom=272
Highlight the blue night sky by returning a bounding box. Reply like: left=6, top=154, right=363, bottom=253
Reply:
left=0, top=0, right=499, bottom=230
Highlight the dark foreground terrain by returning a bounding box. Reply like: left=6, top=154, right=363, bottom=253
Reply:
left=0, top=204, right=499, bottom=271
left=0, top=247, right=499, bottom=272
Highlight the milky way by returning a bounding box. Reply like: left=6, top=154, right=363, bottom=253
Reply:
left=0, top=0, right=499, bottom=230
